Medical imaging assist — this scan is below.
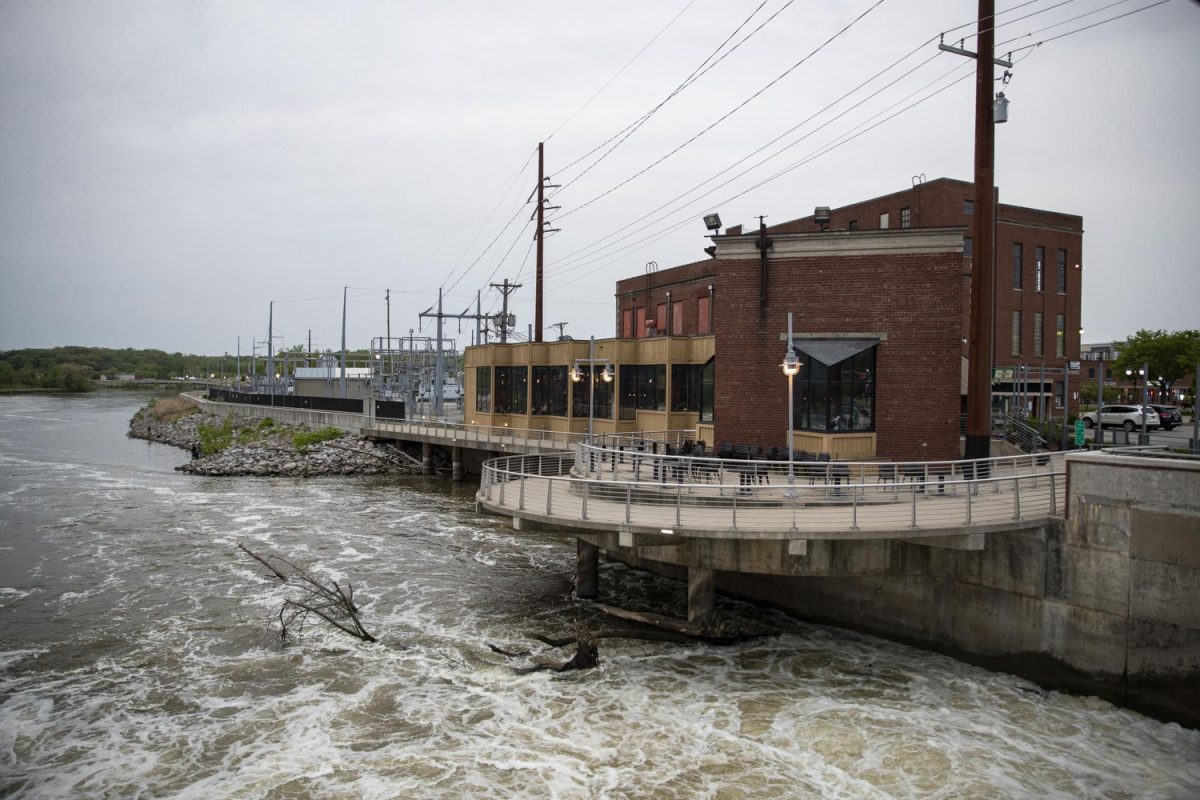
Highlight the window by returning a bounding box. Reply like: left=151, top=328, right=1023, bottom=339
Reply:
left=621, top=309, right=633, bottom=338
left=1056, top=314, right=1065, bottom=358
left=1011, top=310, right=1022, bottom=356
left=1035, top=246, right=1045, bottom=292
left=1034, top=312, right=1044, bottom=357
left=963, top=236, right=973, bottom=259
left=964, top=198, right=974, bottom=215
left=571, top=365, right=613, bottom=420
left=1088, top=367, right=1095, bottom=379
left=900, top=207, right=911, bottom=228
left=1057, top=249, right=1067, bottom=294
left=494, top=366, right=527, bottom=414
left=697, top=296, right=712, bottom=335
left=634, top=307, right=646, bottom=339
left=618, top=364, right=666, bottom=418
left=849, top=219, right=859, bottom=231
left=531, top=366, right=567, bottom=416
left=879, top=212, right=890, bottom=229
left=672, top=301, right=684, bottom=336
left=1012, top=244, right=1023, bottom=290
left=791, top=346, right=875, bottom=432
left=699, top=357, right=715, bottom=423
left=670, top=364, right=702, bottom=412
left=475, top=366, right=491, bottom=412
left=655, top=303, right=666, bottom=333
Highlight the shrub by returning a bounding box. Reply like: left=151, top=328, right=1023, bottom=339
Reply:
left=293, top=427, right=342, bottom=452
left=198, top=417, right=235, bottom=455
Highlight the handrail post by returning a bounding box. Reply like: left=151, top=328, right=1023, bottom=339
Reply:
left=546, top=475, right=553, bottom=515
left=731, top=489, right=737, bottom=531
left=625, top=483, right=632, bottom=524
left=966, top=477, right=973, bottom=524
left=518, top=472, right=526, bottom=511
left=676, top=483, right=682, bottom=527
left=1050, top=471, right=1057, bottom=516
left=1013, top=476, right=1021, bottom=519
left=851, top=488, right=859, bottom=531
left=582, top=479, right=589, bottom=521
left=909, top=482, right=918, bottom=529
left=499, top=470, right=506, bottom=505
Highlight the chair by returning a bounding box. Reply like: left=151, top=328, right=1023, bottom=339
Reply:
left=717, top=442, right=734, bottom=460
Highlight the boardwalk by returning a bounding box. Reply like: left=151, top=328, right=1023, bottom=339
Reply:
left=478, top=444, right=1066, bottom=540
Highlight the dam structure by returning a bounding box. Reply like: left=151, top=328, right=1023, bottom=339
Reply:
left=477, top=436, right=1200, bottom=727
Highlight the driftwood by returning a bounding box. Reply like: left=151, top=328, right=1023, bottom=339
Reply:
left=490, top=605, right=777, bottom=674
left=382, top=443, right=424, bottom=468
left=325, top=442, right=406, bottom=464
left=237, top=542, right=377, bottom=645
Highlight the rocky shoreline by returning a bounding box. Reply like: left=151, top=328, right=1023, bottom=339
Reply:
left=129, top=403, right=419, bottom=478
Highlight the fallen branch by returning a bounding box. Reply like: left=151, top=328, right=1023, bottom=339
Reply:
left=238, top=541, right=377, bottom=645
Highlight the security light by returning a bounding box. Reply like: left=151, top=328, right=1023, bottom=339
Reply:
left=703, top=213, right=722, bottom=232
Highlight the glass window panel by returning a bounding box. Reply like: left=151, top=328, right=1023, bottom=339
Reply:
left=475, top=366, right=491, bottom=412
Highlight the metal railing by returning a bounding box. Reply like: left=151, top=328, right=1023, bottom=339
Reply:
left=478, top=445, right=1067, bottom=536
left=369, top=417, right=591, bottom=451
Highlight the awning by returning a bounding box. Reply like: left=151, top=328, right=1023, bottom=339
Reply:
left=792, top=338, right=877, bottom=366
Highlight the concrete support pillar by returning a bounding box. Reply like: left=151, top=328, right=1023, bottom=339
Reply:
left=687, top=567, right=715, bottom=623
left=422, top=442, right=433, bottom=475
left=451, top=446, right=463, bottom=482
left=576, top=539, right=599, bottom=599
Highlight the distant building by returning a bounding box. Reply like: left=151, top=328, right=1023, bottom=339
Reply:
left=293, top=366, right=374, bottom=400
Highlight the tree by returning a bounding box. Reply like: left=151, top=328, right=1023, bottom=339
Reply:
left=59, top=363, right=94, bottom=392
left=1114, top=329, right=1200, bottom=401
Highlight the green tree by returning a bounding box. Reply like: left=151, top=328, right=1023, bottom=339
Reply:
left=60, top=363, right=94, bottom=392
left=1114, top=329, right=1200, bottom=401
left=0, top=362, right=15, bottom=387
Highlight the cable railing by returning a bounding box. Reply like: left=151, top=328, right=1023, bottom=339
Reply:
left=368, top=416, right=590, bottom=450
left=478, top=446, right=1067, bottom=537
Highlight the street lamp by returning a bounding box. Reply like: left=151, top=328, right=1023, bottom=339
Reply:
left=780, top=312, right=801, bottom=498
left=571, top=336, right=613, bottom=440
left=1126, top=367, right=1143, bottom=404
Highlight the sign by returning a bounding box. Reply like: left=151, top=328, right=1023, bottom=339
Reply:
left=1074, top=419, right=1085, bottom=446
left=1068, top=360, right=1081, bottom=371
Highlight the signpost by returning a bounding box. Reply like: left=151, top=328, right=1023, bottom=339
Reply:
left=1075, top=418, right=1085, bottom=448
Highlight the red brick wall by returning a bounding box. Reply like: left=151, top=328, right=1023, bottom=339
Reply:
left=615, top=259, right=715, bottom=338
left=713, top=249, right=964, bottom=461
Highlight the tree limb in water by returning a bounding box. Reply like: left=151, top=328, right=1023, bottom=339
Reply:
left=237, top=541, right=377, bottom=645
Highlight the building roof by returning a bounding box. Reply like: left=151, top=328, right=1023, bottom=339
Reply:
left=294, top=367, right=373, bottom=379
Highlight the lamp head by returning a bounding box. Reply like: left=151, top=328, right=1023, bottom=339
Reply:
left=601, top=365, right=614, bottom=383
left=570, top=367, right=582, bottom=383
left=781, top=349, right=801, bottom=377
left=703, top=213, right=722, bottom=232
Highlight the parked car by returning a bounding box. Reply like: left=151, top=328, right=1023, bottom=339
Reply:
left=1080, top=404, right=1161, bottom=432
left=1149, top=404, right=1183, bottom=431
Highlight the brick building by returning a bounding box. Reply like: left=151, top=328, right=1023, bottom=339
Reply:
left=466, top=178, right=1083, bottom=462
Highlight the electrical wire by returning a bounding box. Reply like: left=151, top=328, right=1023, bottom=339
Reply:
left=553, top=0, right=786, bottom=186
left=545, top=0, right=699, bottom=143
left=555, top=0, right=889, bottom=221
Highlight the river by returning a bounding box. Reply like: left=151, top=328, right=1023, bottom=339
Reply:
left=1, top=392, right=1197, bottom=799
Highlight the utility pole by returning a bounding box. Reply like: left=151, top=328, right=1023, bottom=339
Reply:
left=941, top=1, right=1013, bottom=465
left=267, top=301, right=275, bottom=396
left=549, top=322, right=568, bottom=340
left=419, top=292, right=492, bottom=417
left=340, top=286, right=348, bottom=399
left=490, top=279, right=522, bottom=344
left=535, top=142, right=544, bottom=342
left=530, top=143, right=561, bottom=344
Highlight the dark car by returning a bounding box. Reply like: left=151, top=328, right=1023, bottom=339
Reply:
left=1149, top=404, right=1183, bottom=431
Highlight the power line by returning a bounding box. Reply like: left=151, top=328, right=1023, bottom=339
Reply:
left=544, top=0, right=699, bottom=142
left=553, top=0, right=786, bottom=185
left=555, top=0, right=889, bottom=221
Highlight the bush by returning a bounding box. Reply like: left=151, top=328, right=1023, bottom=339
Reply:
left=198, top=417, right=235, bottom=455
left=293, top=427, right=342, bottom=452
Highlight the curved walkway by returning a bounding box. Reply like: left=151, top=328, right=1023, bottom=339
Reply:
left=478, top=444, right=1066, bottom=540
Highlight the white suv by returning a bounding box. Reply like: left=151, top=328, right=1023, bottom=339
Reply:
left=1081, top=404, right=1160, bottom=432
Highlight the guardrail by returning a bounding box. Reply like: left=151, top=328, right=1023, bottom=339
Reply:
left=478, top=446, right=1067, bottom=536
left=368, top=416, right=591, bottom=451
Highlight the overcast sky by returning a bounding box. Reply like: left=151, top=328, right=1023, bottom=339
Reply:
left=1, top=0, right=1196, bottom=358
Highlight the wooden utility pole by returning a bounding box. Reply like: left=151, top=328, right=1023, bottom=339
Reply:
left=940, top=0, right=1010, bottom=463
left=490, top=279, right=522, bottom=344
left=535, top=142, right=545, bottom=343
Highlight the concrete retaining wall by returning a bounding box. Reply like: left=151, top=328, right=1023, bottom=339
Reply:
left=613, top=451, right=1200, bottom=726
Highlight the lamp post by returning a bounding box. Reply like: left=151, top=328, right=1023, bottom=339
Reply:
left=780, top=312, right=801, bottom=498
left=571, top=336, right=613, bottom=440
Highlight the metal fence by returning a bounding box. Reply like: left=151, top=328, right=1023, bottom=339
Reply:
left=478, top=446, right=1067, bottom=536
